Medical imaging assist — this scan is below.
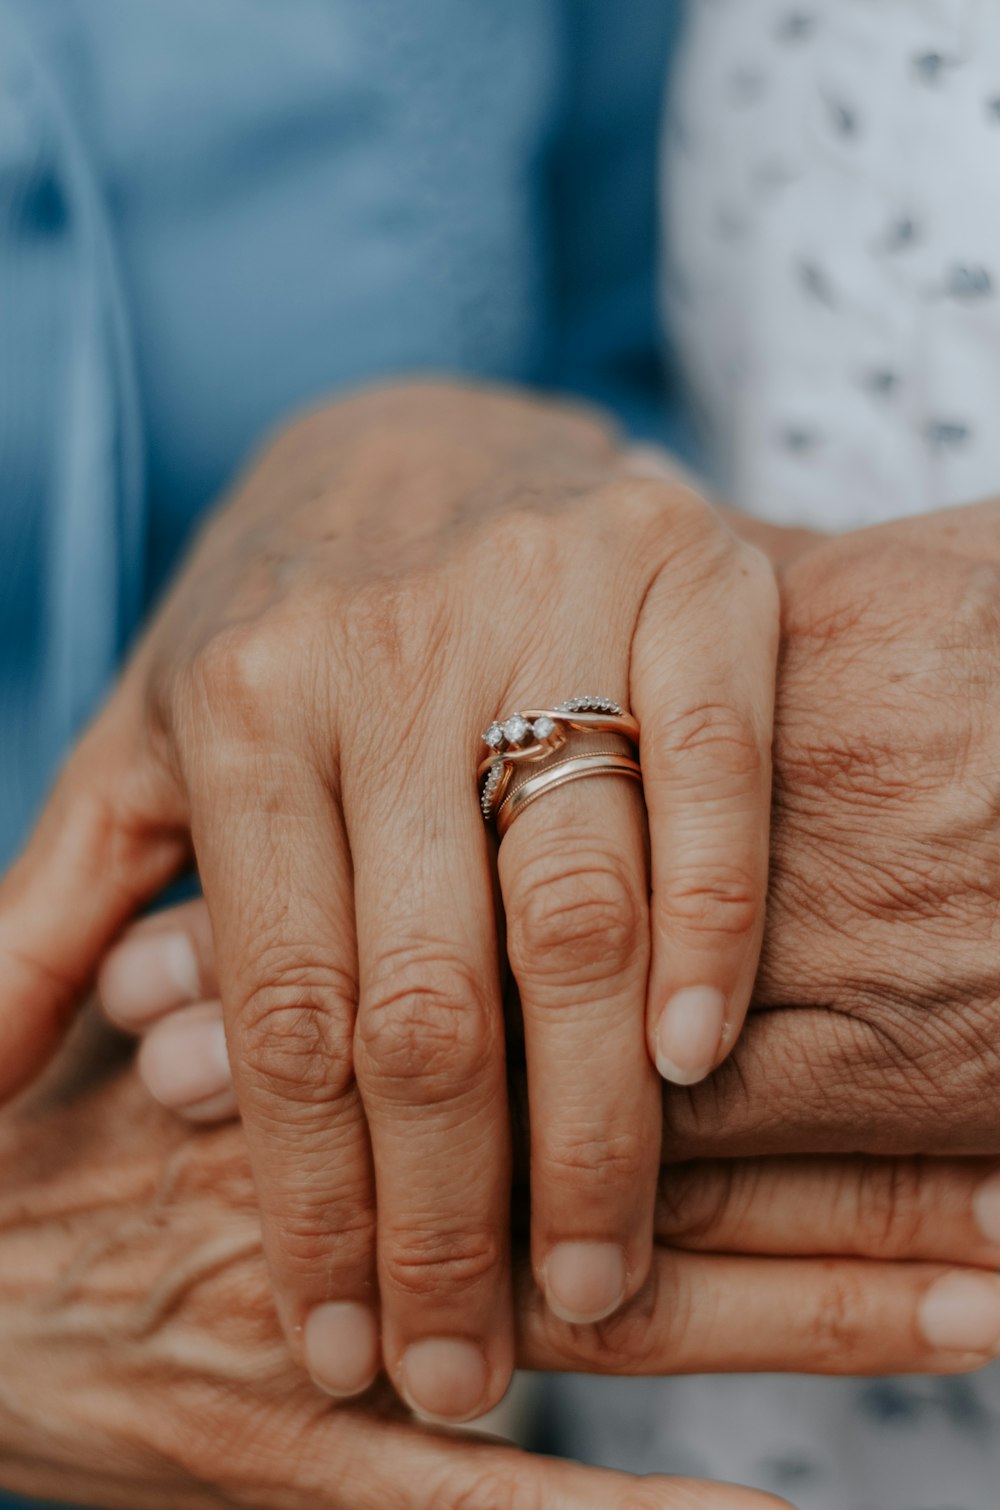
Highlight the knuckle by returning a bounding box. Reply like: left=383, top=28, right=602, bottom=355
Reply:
left=381, top=1225, right=501, bottom=1302
left=238, top=964, right=356, bottom=1107
left=807, top=1265, right=870, bottom=1369
left=444, top=1469, right=543, bottom=1510
left=275, top=1201, right=376, bottom=1280
left=624, top=471, right=708, bottom=525
left=546, top=1125, right=649, bottom=1192
left=850, top=1157, right=926, bottom=1258
left=190, top=623, right=285, bottom=708
left=661, top=866, right=760, bottom=940
left=508, top=851, right=643, bottom=988
left=357, top=955, right=495, bottom=1098
left=658, top=702, right=764, bottom=783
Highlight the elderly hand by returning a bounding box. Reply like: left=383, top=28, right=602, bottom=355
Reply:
left=663, top=500, right=1000, bottom=1164
left=0, top=1035, right=791, bottom=1510
left=4, top=1029, right=1000, bottom=1510
left=0, top=382, right=779, bottom=1419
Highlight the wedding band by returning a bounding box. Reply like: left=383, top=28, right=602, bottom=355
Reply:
left=479, top=695, right=641, bottom=830
left=494, top=751, right=642, bottom=838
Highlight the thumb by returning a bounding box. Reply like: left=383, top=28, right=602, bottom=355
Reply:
left=0, top=690, right=187, bottom=1099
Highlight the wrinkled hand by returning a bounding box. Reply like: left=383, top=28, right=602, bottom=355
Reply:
left=668, top=501, right=1000, bottom=1161
left=0, top=381, right=779, bottom=1419
left=5, top=1026, right=1000, bottom=1510
left=0, top=1028, right=786, bottom=1510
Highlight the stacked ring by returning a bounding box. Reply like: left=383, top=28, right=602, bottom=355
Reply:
left=479, top=696, right=641, bottom=838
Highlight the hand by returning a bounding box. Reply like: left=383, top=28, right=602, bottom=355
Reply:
left=0, top=1035, right=791, bottom=1510
left=95, top=891, right=1000, bottom=1372
left=4, top=1034, right=1000, bottom=1510
left=661, top=500, right=1000, bottom=1161
left=0, top=382, right=779, bottom=1418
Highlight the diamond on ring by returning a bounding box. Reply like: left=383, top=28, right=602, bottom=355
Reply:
left=480, top=762, right=506, bottom=817
left=502, top=714, right=531, bottom=744
left=478, top=696, right=638, bottom=827
left=556, top=695, right=622, bottom=715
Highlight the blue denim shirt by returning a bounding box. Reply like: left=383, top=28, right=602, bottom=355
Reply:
left=0, top=0, right=686, bottom=869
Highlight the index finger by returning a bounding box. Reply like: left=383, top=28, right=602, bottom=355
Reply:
left=186, top=734, right=381, bottom=1401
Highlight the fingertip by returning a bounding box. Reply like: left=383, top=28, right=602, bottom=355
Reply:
left=137, top=1004, right=231, bottom=1110
left=398, top=1337, right=494, bottom=1424
left=543, top=1241, right=628, bottom=1325
left=305, top=1302, right=381, bottom=1399
left=652, top=985, right=728, bottom=1086
left=99, top=926, right=202, bottom=1027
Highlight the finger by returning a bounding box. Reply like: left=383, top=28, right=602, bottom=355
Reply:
left=137, top=1000, right=238, bottom=1122
left=500, top=768, right=661, bottom=1326
left=99, top=898, right=217, bottom=1029
left=188, top=739, right=380, bottom=1401
left=518, top=1247, right=1000, bottom=1380
left=350, top=737, right=513, bottom=1426
left=0, top=696, right=186, bottom=1098
left=661, top=1007, right=955, bottom=1160
left=299, top=1411, right=791, bottom=1510
left=633, top=521, right=778, bottom=1086
left=656, top=1156, right=1000, bottom=1267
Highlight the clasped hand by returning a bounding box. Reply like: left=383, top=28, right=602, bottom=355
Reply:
left=0, top=382, right=779, bottom=1420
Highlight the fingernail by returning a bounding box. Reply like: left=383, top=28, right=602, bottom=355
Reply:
left=918, top=1271, right=1000, bottom=1357
left=655, top=986, right=727, bottom=1085
left=973, top=1171, right=1000, bottom=1244
left=399, top=1337, right=489, bottom=1423
left=100, top=930, right=201, bottom=1024
left=304, top=1303, right=380, bottom=1398
left=544, top=1241, right=627, bottom=1324
left=138, top=1013, right=231, bottom=1108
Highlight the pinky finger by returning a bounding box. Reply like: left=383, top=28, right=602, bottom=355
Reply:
left=634, top=535, right=779, bottom=1087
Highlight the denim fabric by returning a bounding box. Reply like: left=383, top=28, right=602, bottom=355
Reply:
left=0, top=0, right=684, bottom=872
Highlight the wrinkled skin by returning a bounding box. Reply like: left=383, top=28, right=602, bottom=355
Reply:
left=0, top=1023, right=796, bottom=1510
left=9, top=400, right=1000, bottom=1506
left=0, top=381, right=782, bottom=1414
left=6, top=1019, right=1000, bottom=1510
left=106, top=487, right=1000, bottom=1162
left=671, top=501, right=1000, bottom=1158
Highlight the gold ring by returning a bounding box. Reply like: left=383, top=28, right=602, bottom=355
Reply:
left=479, top=695, right=640, bottom=829
left=494, top=751, right=642, bottom=838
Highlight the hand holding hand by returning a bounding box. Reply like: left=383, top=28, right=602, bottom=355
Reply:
left=0, top=382, right=779, bottom=1417
left=5, top=1032, right=1000, bottom=1510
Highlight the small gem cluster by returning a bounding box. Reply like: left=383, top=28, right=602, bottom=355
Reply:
left=479, top=696, right=622, bottom=819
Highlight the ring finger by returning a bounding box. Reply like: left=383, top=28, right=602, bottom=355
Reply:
left=499, top=718, right=660, bottom=1326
